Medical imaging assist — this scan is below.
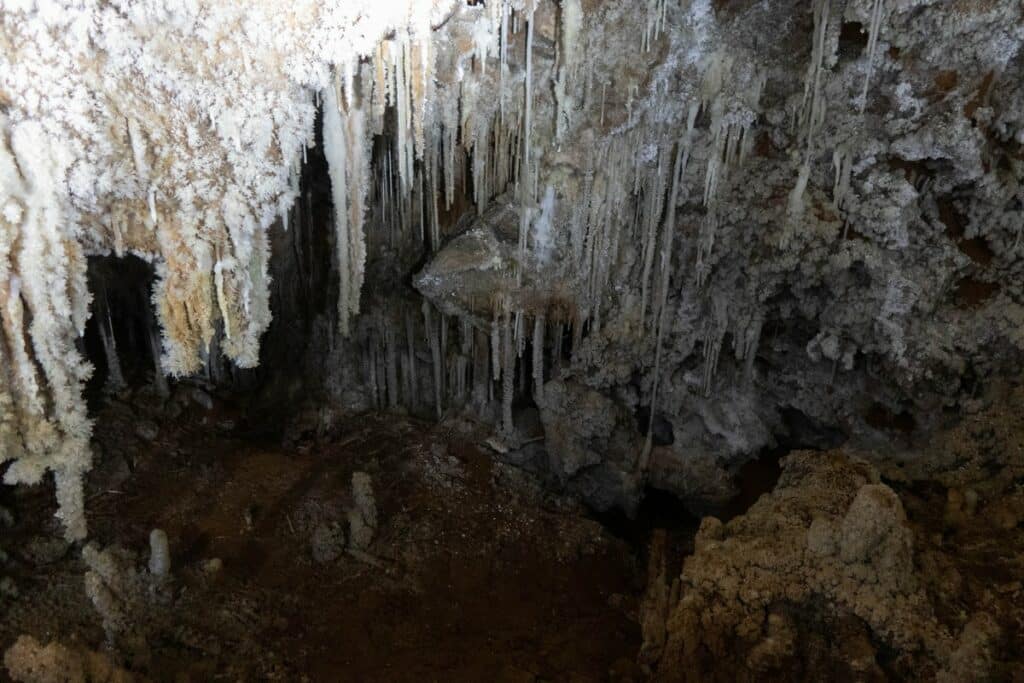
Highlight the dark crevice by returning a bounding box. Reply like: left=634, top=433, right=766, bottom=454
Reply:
left=82, top=254, right=160, bottom=407
left=635, top=405, right=674, bottom=446
left=837, top=22, right=869, bottom=63
left=589, top=486, right=700, bottom=557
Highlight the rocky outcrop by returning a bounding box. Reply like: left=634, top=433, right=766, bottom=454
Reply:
left=536, top=379, right=642, bottom=512
left=3, top=636, right=138, bottom=683
left=646, top=452, right=947, bottom=681
left=642, top=397, right=1024, bottom=682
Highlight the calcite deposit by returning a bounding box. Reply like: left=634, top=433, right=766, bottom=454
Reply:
left=0, top=0, right=1022, bottom=678
left=641, top=384, right=1024, bottom=681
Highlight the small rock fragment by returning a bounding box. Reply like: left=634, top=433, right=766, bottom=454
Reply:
left=310, top=522, right=346, bottom=564
left=348, top=472, right=377, bottom=551
left=190, top=388, right=214, bottom=411
left=148, top=529, right=170, bottom=577
left=0, top=577, right=19, bottom=599
left=201, top=558, right=223, bottom=575
left=135, top=420, right=159, bottom=442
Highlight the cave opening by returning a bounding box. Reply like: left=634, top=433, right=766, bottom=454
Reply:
left=81, top=253, right=161, bottom=406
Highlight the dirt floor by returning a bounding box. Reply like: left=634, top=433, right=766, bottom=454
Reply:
left=6, top=380, right=1021, bottom=682
left=0, top=384, right=650, bottom=682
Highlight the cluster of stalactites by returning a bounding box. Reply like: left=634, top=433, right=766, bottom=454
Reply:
left=0, top=0, right=515, bottom=540
left=359, top=296, right=575, bottom=440
left=0, top=119, right=92, bottom=540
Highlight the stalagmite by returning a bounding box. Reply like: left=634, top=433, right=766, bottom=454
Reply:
left=148, top=529, right=171, bottom=577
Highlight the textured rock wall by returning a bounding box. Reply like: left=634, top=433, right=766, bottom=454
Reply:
left=412, top=0, right=1024, bottom=514
left=1, top=0, right=1021, bottom=534
left=639, top=383, right=1024, bottom=680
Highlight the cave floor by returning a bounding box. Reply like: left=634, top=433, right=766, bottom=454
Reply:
left=0, top=387, right=644, bottom=681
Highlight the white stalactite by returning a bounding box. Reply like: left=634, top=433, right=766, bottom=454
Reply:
left=532, top=313, right=545, bottom=401
left=799, top=0, right=832, bottom=149
left=323, top=73, right=370, bottom=338
left=861, top=0, right=889, bottom=111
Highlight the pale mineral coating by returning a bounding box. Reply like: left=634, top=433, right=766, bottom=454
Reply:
left=1, top=0, right=1023, bottom=537
left=414, top=0, right=1024, bottom=512
left=0, top=0, right=490, bottom=538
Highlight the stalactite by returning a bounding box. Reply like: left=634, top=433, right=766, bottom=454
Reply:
left=423, top=302, right=443, bottom=420
left=832, top=146, right=853, bottom=211
left=365, top=344, right=380, bottom=410
left=375, top=335, right=388, bottom=411
left=501, top=309, right=515, bottom=436
left=499, top=0, right=510, bottom=125
left=99, top=299, right=125, bottom=394
left=0, top=120, right=92, bottom=540
left=384, top=316, right=400, bottom=409
left=639, top=134, right=689, bottom=472
left=733, top=311, right=763, bottom=383
left=405, top=308, right=419, bottom=411
left=147, top=321, right=170, bottom=398
left=372, top=42, right=388, bottom=135
left=473, top=328, right=490, bottom=408
left=781, top=159, right=813, bottom=249
left=323, top=70, right=370, bottom=339
left=458, top=317, right=474, bottom=402
left=798, top=0, right=832, bottom=149
left=532, top=312, right=545, bottom=401
left=701, top=303, right=728, bottom=397
left=517, top=2, right=536, bottom=280
left=552, top=321, right=564, bottom=373
left=514, top=309, right=526, bottom=358
left=554, top=0, right=582, bottom=140
left=643, top=0, right=667, bottom=52
left=639, top=148, right=667, bottom=329
left=861, top=0, right=889, bottom=111
left=491, top=315, right=502, bottom=382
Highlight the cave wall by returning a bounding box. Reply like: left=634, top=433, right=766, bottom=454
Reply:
left=406, top=0, right=1024, bottom=514
left=1, top=0, right=1022, bottom=535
